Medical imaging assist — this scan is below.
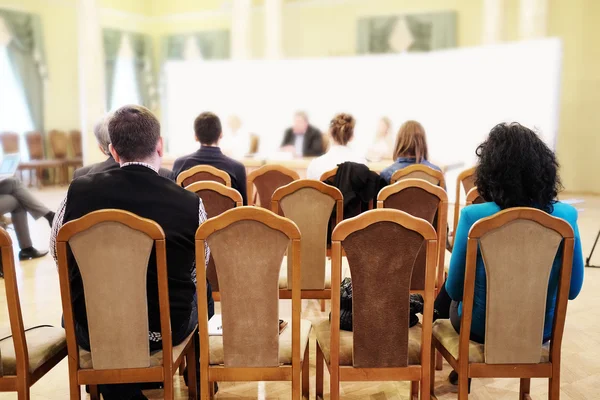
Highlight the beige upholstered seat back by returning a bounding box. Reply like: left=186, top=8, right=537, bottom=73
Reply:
left=253, top=171, right=295, bottom=208
left=381, top=187, right=439, bottom=290
left=479, top=219, right=562, bottom=364
left=396, top=170, right=440, bottom=186
left=207, top=220, right=289, bottom=367
left=182, top=171, right=227, bottom=187
left=280, top=188, right=336, bottom=290
left=68, top=222, right=154, bottom=370
left=341, top=221, right=425, bottom=368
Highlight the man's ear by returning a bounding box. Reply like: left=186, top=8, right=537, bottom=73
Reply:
left=157, top=137, right=164, bottom=157
left=194, top=134, right=199, bottom=142
left=109, top=144, right=120, bottom=163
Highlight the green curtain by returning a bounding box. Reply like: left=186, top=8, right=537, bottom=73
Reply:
left=162, top=30, right=230, bottom=61
left=103, top=29, right=122, bottom=111
left=0, top=10, right=46, bottom=133
left=130, top=32, right=156, bottom=110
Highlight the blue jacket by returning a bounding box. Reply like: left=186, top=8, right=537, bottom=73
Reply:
left=446, top=202, right=584, bottom=340
left=380, top=157, right=442, bottom=185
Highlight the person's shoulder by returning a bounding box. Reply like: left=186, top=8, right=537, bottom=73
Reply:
left=551, top=202, right=579, bottom=222
left=462, top=202, right=500, bottom=221
left=422, top=160, right=442, bottom=172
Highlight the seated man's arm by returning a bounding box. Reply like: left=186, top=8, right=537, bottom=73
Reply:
left=191, top=198, right=210, bottom=285
left=50, top=197, right=67, bottom=265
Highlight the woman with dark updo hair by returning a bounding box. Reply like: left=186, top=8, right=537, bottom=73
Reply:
left=434, top=122, right=584, bottom=384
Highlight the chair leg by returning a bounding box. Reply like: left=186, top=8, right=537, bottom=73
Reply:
left=302, top=341, right=309, bottom=399
left=549, top=364, right=561, bottom=400
left=430, top=342, right=436, bottom=397
left=316, top=342, right=324, bottom=400
left=320, top=299, right=326, bottom=312
left=164, top=375, right=174, bottom=400
left=519, top=378, right=531, bottom=400
left=436, top=350, right=443, bottom=370
left=209, top=383, right=215, bottom=400
left=68, top=358, right=81, bottom=400
left=293, top=356, right=301, bottom=400
left=180, top=357, right=186, bottom=376
left=16, top=375, right=30, bottom=400
left=89, top=385, right=100, bottom=400
left=457, top=365, right=469, bottom=400
left=329, top=359, right=339, bottom=400
left=186, top=341, right=197, bottom=400
left=411, top=381, right=419, bottom=400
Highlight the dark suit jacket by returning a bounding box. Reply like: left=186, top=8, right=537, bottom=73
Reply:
left=73, top=156, right=174, bottom=180
left=171, top=146, right=248, bottom=205
left=281, top=125, right=324, bottom=157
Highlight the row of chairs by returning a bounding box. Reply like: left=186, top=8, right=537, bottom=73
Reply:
left=0, top=202, right=574, bottom=399
left=0, top=130, right=83, bottom=186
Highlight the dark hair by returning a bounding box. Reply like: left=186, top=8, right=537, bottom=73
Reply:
left=109, top=105, right=160, bottom=162
left=330, top=113, right=355, bottom=146
left=194, top=112, right=222, bottom=145
left=475, top=122, right=561, bottom=212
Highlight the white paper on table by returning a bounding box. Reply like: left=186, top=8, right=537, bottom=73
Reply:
left=208, top=314, right=223, bottom=336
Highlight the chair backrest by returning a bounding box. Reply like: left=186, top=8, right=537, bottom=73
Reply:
left=453, top=166, right=477, bottom=233
left=390, top=164, right=446, bottom=187
left=247, top=164, right=300, bottom=208
left=176, top=165, right=232, bottom=188
left=185, top=181, right=242, bottom=292
left=0, top=228, right=29, bottom=376
left=56, top=210, right=172, bottom=370
left=331, top=209, right=437, bottom=368
left=272, top=179, right=343, bottom=290
left=465, top=186, right=485, bottom=206
left=377, top=178, right=448, bottom=290
left=461, top=208, right=574, bottom=364
left=49, top=130, right=69, bottom=159
left=69, top=130, right=83, bottom=158
left=25, top=131, right=45, bottom=160
left=249, top=134, right=260, bottom=154
left=319, top=166, right=338, bottom=182
left=196, top=208, right=301, bottom=367
left=0, top=132, right=19, bottom=154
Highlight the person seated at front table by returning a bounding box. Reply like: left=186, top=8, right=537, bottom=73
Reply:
left=366, top=116, right=394, bottom=161
left=281, top=111, right=324, bottom=157
left=171, top=111, right=248, bottom=205
left=220, top=115, right=253, bottom=159
left=433, top=122, right=584, bottom=385
left=306, top=113, right=366, bottom=180
left=379, top=120, right=442, bottom=185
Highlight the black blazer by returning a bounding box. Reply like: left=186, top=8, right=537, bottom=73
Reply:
left=63, top=165, right=201, bottom=336
left=73, top=156, right=174, bottom=180
left=171, top=146, right=248, bottom=205
left=281, top=125, right=324, bottom=157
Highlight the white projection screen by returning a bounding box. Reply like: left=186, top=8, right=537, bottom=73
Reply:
left=164, top=38, right=562, bottom=198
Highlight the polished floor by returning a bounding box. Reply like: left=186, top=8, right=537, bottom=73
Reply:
left=0, top=188, right=599, bottom=399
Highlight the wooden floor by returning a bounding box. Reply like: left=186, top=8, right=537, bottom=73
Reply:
left=0, top=188, right=599, bottom=399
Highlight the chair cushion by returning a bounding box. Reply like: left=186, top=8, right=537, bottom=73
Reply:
left=432, top=319, right=550, bottom=363
left=208, top=319, right=312, bottom=365
left=0, top=326, right=66, bottom=375
left=313, top=318, right=422, bottom=366
left=278, top=257, right=351, bottom=290
left=79, top=329, right=195, bottom=369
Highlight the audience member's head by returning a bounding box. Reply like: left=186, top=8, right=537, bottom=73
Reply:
left=393, top=120, right=429, bottom=162
left=108, top=105, right=162, bottom=166
left=377, top=117, right=392, bottom=138
left=329, top=113, right=355, bottom=146
left=93, top=113, right=112, bottom=155
left=476, top=122, right=561, bottom=212
left=292, top=111, right=309, bottom=135
left=194, top=112, right=222, bottom=145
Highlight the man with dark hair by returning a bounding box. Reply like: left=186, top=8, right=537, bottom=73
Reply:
left=51, top=105, right=212, bottom=400
left=172, top=111, right=248, bottom=204
left=281, top=111, right=324, bottom=157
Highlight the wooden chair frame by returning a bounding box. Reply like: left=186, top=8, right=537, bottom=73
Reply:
left=176, top=165, right=232, bottom=187
left=272, top=179, right=343, bottom=304
left=377, top=178, right=449, bottom=295
left=247, top=164, right=300, bottom=207
left=465, top=187, right=482, bottom=206
left=195, top=207, right=306, bottom=400
left=390, top=164, right=446, bottom=188
left=0, top=228, right=68, bottom=398
left=431, top=208, right=575, bottom=400
left=185, top=181, right=243, bottom=302
left=318, top=209, right=438, bottom=400
left=56, top=210, right=196, bottom=400
left=319, top=167, right=338, bottom=183
left=452, top=166, right=477, bottom=235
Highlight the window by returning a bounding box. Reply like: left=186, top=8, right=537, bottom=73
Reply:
left=110, top=34, right=141, bottom=111
left=0, top=18, right=34, bottom=158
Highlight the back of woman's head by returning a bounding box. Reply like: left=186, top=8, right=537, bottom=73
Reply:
left=393, top=120, right=429, bottom=162
left=330, top=113, right=355, bottom=146
left=475, top=122, right=561, bottom=212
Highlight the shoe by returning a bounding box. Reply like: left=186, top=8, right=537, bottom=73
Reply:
left=19, top=247, right=49, bottom=261
left=449, top=370, right=472, bottom=392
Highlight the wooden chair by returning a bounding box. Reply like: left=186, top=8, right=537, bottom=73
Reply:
left=185, top=181, right=243, bottom=301
left=0, top=132, right=19, bottom=154
left=452, top=166, right=477, bottom=235
left=49, top=130, right=77, bottom=184
left=0, top=228, right=68, bottom=399
left=465, top=187, right=485, bottom=206
left=247, top=164, right=300, bottom=208
left=319, top=166, right=338, bottom=183
left=176, top=165, right=232, bottom=188
left=195, top=207, right=310, bottom=400
left=431, top=208, right=575, bottom=400
left=315, top=209, right=437, bottom=400
left=21, top=132, right=64, bottom=187
left=377, top=178, right=448, bottom=295
left=56, top=209, right=197, bottom=400
left=249, top=134, right=260, bottom=155
left=272, top=179, right=343, bottom=311
left=390, top=164, right=446, bottom=187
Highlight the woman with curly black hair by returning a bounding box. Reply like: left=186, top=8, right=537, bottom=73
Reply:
left=434, top=122, right=584, bottom=385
